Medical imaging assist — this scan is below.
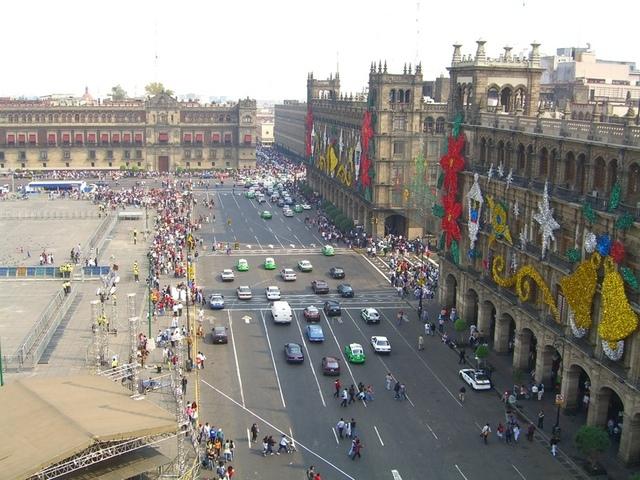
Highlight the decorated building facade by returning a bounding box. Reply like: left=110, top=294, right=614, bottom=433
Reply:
left=439, top=41, right=640, bottom=464
left=0, top=93, right=257, bottom=172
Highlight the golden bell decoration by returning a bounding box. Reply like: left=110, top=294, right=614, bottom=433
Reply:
left=559, top=253, right=601, bottom=330
left=599, top=256, right=639, bottom=347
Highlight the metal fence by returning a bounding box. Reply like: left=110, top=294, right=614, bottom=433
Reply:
left=0, top=265, right=110, bottom=278
left=83, top=213, right=117, bottom=264
left=0, top=210, right=100, bottom=220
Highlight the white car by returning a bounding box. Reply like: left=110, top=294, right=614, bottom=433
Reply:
left=236, top=286, right=252, bottom=300
left=459, top=369, right=492, bottom=391
left=280, top=268, right=297, bottom=281
left=370, top=336, right=391, bottom=354
left=298, top=260, right=313, bottom=272
left=301, top=204, right=312, bottom=210
left=265, top=286, right=282, bottom=300
left=283, top=209, right=294, bottom=217
left=360, top=308, right=380, bottom=324
left=221, top=269, right=235, bottom=282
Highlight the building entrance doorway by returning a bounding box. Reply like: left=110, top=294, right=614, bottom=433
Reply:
left=158, top=156, right=169, bottom=172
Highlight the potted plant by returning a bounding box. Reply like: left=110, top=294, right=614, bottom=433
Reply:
left=575, top=425, right=610, bottom=474
left=475, top=344, right=489, bottom=370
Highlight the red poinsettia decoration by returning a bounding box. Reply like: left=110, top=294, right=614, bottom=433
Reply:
left=441, top=193, right=462, bottom=247
left=439, top=135, right=465, bottom=194
left=611, top=240, right=625, bottom=264
left=305, top=106, right=313, bottom=158
left=359, top=111, right=373, bottom=188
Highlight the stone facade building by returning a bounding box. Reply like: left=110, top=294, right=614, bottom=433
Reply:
left=0, top=93, right=257, bottom=172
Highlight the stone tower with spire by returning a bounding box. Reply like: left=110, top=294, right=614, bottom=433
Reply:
left=306, top=72, right=341, bottom=103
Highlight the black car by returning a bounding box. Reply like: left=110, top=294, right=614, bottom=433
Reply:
left=211, top=326, right=228, bottom=344
left=321, top=356, right=341, bottom=376
left=284, top=343, right=304, bottom=363
left=329, top=267, right=345, bottom=279
left=311, top=280, right=330, bottom=294
left=324, top=300, right=342, bottom=316
left=337, top=283, right=354, bottom=298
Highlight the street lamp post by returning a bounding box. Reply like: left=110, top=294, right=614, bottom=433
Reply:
left=552, top=336, right=566, bottom=437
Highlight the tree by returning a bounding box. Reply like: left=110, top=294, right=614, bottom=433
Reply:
left=575, top=425, right=610, bottom=470
left=145, top=82, right=174, bottom=97
left=475, top=344, right=489, bottom=369
left=109, top=84, right=127, bottom=101
left=453, top=318, right=467, bottom=344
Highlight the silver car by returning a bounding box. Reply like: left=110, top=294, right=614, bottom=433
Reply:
left=236, top=285, right=252, bottom=300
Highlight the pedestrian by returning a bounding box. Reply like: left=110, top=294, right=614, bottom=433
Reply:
left=458, top=386, right=466, bottom=403
left=349, top=418, right=356, bottom=438
left=333, top=379, right=341, bottom=397
left=481, top=423, right=491, bottom=444
left=418, top=335, right=424, bottom=351
left=458, top=349, right=466, bottom=364
left=340, top=388, right=348, bottom=407
left=537, top=410, right=545, bottom=430
left=261, top=436, right=269, bottom=456
left=385, top=373, right=393, bottom=390
left=537, top=382, right=544, bottom=401
left=425, top=322, right=431, bottom=336
left=527, top=423, right=536, bottom=441
left=336, top=418, right=345, bottom=439
left=345, top=420, right=352, bottom=439
left=250, top=423, right=259, bottom=443
left=550, top=436, right=559, bottom=457
left=505, top=424, right=513, bottom=444
left=394, top=380, right=401, bottom=399
left=396, top=309, right=404, bottom=326
left=306, top=466, right=316, bottom=480
left=181, top=376, right=187, bottom=395
left=513, top=423, right=521, bottom=443
left=133, top=229, right=138, bottom=245
left=351, top=437, right=362, bottom=460
left=348, top=384, right=356, bottom=404
left=276, top=434, right=289, bottom=454
left=438, top=317, right=445, bottom=333
left=496, top=422, right=505, bottom=441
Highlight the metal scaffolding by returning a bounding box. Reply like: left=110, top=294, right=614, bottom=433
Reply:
left=128, top=316, right=140, bottom=397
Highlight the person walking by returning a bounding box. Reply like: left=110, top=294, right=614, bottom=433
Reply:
left=306, top=466, right=316, bottom=480
left=527, top=423, right=536, bottom=441
left=481, top=423, right=491, bottom=444
left=396, top=309, right=404, bottom=326
left=537, top=410, right=545, bottom=430
left=250, top=423, right=259, bottom=443
left=550, top=436, right=559, bottom=457
left=333, top=379, right=341, bottom=398
left=418, top=335, right=424, bottom=351
left=350, top=437, right=362, bottom=460
left=458, top=349, right=467, bottom=364
left=496, top=422, right=505, bottom=441
left=345, top=420, right=352, bottom=439
left=181, top=376, right=187, bottom=395
left=133, top=261, right=140, bottom=283
left=537, top=382, right=545, bottom=401
left=513, top=423, right=521, bottom=443
left=425, top=322, right=432, bottom=336
left=340, top=388, right=348, bottom=407
left=349, top=418, right=357, bottom=438
left=385, top=373, right=393, bottom=390
left=458, top=386, right=466, bottom=403
left=348, top=384, right=356, bottom=405
left=336, top=418, right=345, bottom=439
left=505, top=424, right=513, bottom=444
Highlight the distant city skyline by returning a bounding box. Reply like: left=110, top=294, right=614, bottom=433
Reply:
left=2, top=0, right=637, bottom=102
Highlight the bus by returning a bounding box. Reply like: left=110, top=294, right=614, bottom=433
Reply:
left=24, top=180, right=90, bottom=193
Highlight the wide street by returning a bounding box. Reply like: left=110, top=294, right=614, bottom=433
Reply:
left=187, top=186, right=571, bottom=480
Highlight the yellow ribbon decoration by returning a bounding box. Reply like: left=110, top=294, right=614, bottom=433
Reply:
left=599, top=256, right=639, bottom=346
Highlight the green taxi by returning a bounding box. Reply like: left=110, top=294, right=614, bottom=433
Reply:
left=236, top=258, right=249, bottom=272
left=244, top=190, right=256, bottom=199
left=344, top=343, right=366, bottom=364
left=322, top=245, right=335, bottom=256
left=293, top=204, right=303, bottom=213
left=264, top=257, right=276, bottom=270
left=260, top=210, right=273, bottom=219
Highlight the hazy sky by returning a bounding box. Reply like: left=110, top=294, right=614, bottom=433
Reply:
left=3, top=0, right=637, bottom=102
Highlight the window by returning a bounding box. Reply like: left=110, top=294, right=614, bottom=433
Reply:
left=242, top=115, right=252, bottom=124
left=21, top=162, right=25, bottom=168
left=108, top=162, right=112, bottom=167
left=211, top=162, right=216, bottom=167
left=186, top=161, right=191, bottom=168
left=389, top=89, right=396, bottom=103
left=106, top=150, right=114, bottom=159
left=195, top=149, right=202, bottom=158
left=197, top=161, right=201, bottom=167
left=226, top=161, right=230, bottom=167
left=435, top=117, right=445, bottom=134
left=124, top=150, right=130, bottom=159
left=19, top=151, right=26, bottom=160
left=392, top=115, right=406, bottom=131
left=137, top=162, right=141, bottom=167
left=224, top=133, right=232, bottom=144
left=184, top=149, right=192, bottom=159
left=0, top=164, right=3, bottom=169
left=0, top=152, right=4, bottom=160
left=212, top=133, right=221, bottom=144
left=91, top=162, right=95, bottom=167
left=392, top=141, right=405, bottom=156
left=158, top=132, right=169, bottom=143
left=65, top=162, right=69, bottom=168
left=209, top=149, right=217, bottom=159
left=63, top=151, right=71, bottom=160
left=224, top=149, right=232, bottom=159
left=136, top=150, right=142, bottom=159
left=40, top=151, right=47, bottom=160
left=42, top=163, right=47, bottom=168
left=243, top=134, right=252, bottom=144
left=89, top=150, right=96, bottom=160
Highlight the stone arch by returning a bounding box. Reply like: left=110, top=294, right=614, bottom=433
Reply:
left=516, top=143, right=525, bottom=172
left=538, top=147, right=549, bottom=177
left=479, top=137, right=487, bottom=166
left=564, top=151, right=576, bottom=186
left=389, top=89, right=396, bottom=103
left=513, top=85, right=527, bottom=111
left=513, top=327, right=538, bottom=373
left=593, top=156, right=606, bottom=191
left=444, top=273, right=458, bottom=308
left=494, top=312, right=516, bottom=354
left=576, top=153, right=587, bottom=194
left=626, top=162, right=640, bottom=203
left=424, top=116, right=434, bottom=133
left=487, top=84, right=500, bottom=109
left=384, top=213, right=407, bottom=236
left=500, top=84, right=513, bottom=113
left=497, top=140, right=505, bottom=166
left=505, top=141, right=513, bottom=170
left=478, top=300, right=496, bottom=344
left=525, top=144, right=534, bottom=178
left=589, top=385, right=625, bottom=456
left=607, top=158, right=618, bottom=194
left=435, top=117, right=445, bottom=134
left=464, top=289, right=479, bottom=326
left=537, top=343, right=563, bottom=388
left=563, top=362, right=593, bottom=414
left=578, top=111, right=585, bottom=121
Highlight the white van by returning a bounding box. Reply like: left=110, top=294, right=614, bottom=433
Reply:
left=271, top=301, right=292, bottom=324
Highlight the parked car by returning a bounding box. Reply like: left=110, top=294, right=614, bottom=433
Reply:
left=311, top=280, right=330, bottom=294
left=280, top=268, right=297, bottom=281
left=265, top=286, right=282, bottom=300
left=329, top=267, right=345, bottom=279
left=208, top=293, right=225, bottom=310
left=236, top=285, right=252, bottom=300
left=284, top=343, right=304, bottom=363
left=306, top=324, right=325, bottom=342
left=360, top=307, right=380, bottom=324
left=323, top=300, right=341, bottom=316
left=459, top=369, right=492, bottom=391
left=298, top=260, right=313, bottom=272
left=337, top=283, right=354, bottom=298
left=220, top=269, right=235, bottom=281
left=321, top=356, right=341, bottom=375
left=211, top=326, right=229, bottom=344
left=370, top=336, right=391, bottom=354
left=344, top=343, right=366, bottom=364
left=303, top=305, right=321, bottom=322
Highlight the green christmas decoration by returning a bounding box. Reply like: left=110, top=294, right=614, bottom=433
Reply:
left=452, top=112, right=463, bottom=138
left=432, top=204, right=445, bottom=218
left=621, top=266, right=640, bottom=291
left=608, top=182, right=621, bottom=212
left=615, top=213, right=634, bottom=231
left=439, top=232, right=446, bottom=250
left=437, top=172, right=444, bottom=190
left=565, top=248, right=582, bottom=263
left=583, top=203, right=596, bottom=224
left=451, top=239, right=460, bottom=265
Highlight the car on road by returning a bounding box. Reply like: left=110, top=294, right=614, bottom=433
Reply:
left=311, top=280, right=330, bottom=294
left=370, top=336, right=391, bottom=354
left=459, top=369, right=492, bottom=391
left=264, top=257, right=276, bottom=270
left=329, top=267, right=345, bottom=279
left=257, top=194, right=266, bottom=204
left=208, top=293, right=225, bottom=310
left=321, top=356, right=340, bottom=375
left=284, top=343, right=304, bottom=363
left=236, top=259, right=249, bottom=272
left=303, top=305, right=321, bottom=322
left=323, top=300, right=341, bottom=316
left=337, top=283, right=354, bottom=298
left=293, top=204, right=303, bottom=213
left=301, top=203, right=312, bottom=210
left=280, top=268, right=297, bottom=281
left=344, top=343, right=366, bottom=364
left=298, top=260, right=313, bottom=272
left=283, top=208, right=294, bottom=217
left=244, top=190, right=255, bottom=199
left=260, top=210, right=272, bottom=219
left=322, top=245, right=335, bottom=256
left=306, top=324, right=325, bottom=342
left=360, top=307, right=380, bottom=324
left=265, top=286, right=281, bottom=300
left=211, top=326, right=229, bottom=344
left=277, top=199, right=285, bottom=207
left=236, top=285, right=252, bottom=300
left=220, top=269, right=235, bottom=282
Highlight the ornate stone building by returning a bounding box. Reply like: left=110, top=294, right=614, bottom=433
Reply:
left=443, top=40, right=640, bottom=465
left=0, top=93, right=257, bottom=172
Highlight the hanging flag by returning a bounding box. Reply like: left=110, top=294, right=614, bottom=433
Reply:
left=354, top=136, right=362, bottom=182
left=339, top=129, right=344, bottom=160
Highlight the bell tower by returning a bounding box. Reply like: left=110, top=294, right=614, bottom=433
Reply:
left=307, top=72, right=341, bottom=102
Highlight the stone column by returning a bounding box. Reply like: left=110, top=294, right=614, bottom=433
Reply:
left=493, top=316, right=511, bottom=353
left=535, top=345, right=554, bottom=385
left=477, top=302, right=491, bottom=339
left=618, top=411, right=640, bottom=465
left=587, top=388, right=610, bottom=427
left=512, top=330, right=530, bottom=371
left=560, top=366, right=581, bottom=413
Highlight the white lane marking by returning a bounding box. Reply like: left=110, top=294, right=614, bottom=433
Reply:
left=246, top=427, right=251, bottom=448
left=512, top=464, right=527, bottom=479
left=455, top=465, right=469, bottom=480
left=374, top=425, right=385, bottom=446
left=254, top=235, right=263, bottom=249
left=474, top=422, right=482, bottom=431
left=289, top=427, right=296, bottom=448
left=391, top=470, right=402, bottom=480
left=426, top=423, right=438, bottom=440
left=249, top=226, right=254, bottom=233
left=361, top=253, right=391, bottom=283
left=260, top=310, right=286, bottom=408
left=273, top=234, right=285, bottom=249
left=292, top=309, right=326, bottom=407
left=217, top=192, right=225, bottom=209
left=287, top=225, right=293, bottom=232
left=379, top=309, right=463, bottom=408
left=228, top=310, right=245, bottom=408
left=200, top=379, right=356, bottom=480
left=332, top=427, right=339, bottom=444
left=293, top=234, right=305, bottom=248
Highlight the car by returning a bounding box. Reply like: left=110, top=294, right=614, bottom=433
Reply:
left=459, top=369, right=492, bottom=391
left=322, top=245, right=335, bottom=256
left=284, top=197, right=294, bottom=205
left=211, top=326, right=228, bottom=344
left=306, top=324, right=325, bottom=342
left=236, top=259, right=249, bottom=272
left=344, top=343, right=366, bottom=364
left=360, top=307, right=380, bottom=324
left=265, top=286, right=281, bottom=300
left=257, top=195, right=266, bottom=204
left=321, top=356, right=341, bottom=375
left=301, top=204, right=312, bottom=210
left=264, top=257, right=276, bottom=270
left=220, top=269, right=235, bottom=282
left=277, top=199, right=285, bottom=207
left=284, top=343, right=304, bottom=363
left=244, top=190, right=256, bottom=199
left=370, top=336, right=391, bottom=354
left=329, top=267, right=345, bottom=279
left=303, top=305, right=321, bottom=322
left=337, top=283, right=354, bottom=298
left=236, top=285, right=252, bottom=300
left=208, top=293, right=225, bottom=309
left=260, top=210, right=272, bottom=219
left=280, top=268, right=297, bottom=281
left=298, top=260, right=313, bottom=272
left=293, top=204, right=303, bottom=213
left=283, top=208, right=294, bottom=217
left=324, top=300, right=341, bottom=316
left=311, top=280, right=330, bottom=294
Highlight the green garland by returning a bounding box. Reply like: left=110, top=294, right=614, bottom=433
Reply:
left=565, top=248, right=582, bottom=263
left=608, top=182, right=621, bottom=212
left=615, top=213, right=634, bottom=231
left=451, top=239, right=460, bottom=265
left=582, top=203, right=596, bottom=224
left=432, top=204, right=444, bottom=218
left=621, top=266, right=639, bottom=291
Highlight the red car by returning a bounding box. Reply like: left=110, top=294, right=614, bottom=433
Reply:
left=321, top=356, right=340, bottom=376
left=303, top=305, right=321, bottom=322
